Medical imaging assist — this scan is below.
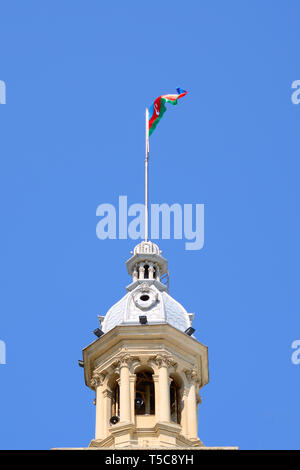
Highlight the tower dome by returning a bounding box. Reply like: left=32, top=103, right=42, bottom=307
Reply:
left=82, top=239, right=210, bottom=450
left=99, top=241, right=194, bottom=335
left=133, top=240, right=161, bottom=255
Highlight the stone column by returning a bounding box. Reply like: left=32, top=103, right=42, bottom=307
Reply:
left=91, top=371, right=106, bottom=440
left=148, top=263, right=154, bottom=280
left=185, top=369, right=199, bottom=439
left=119, top=355, right=131, bottom=423
left=138, top=263, right=145, bottom=280
left=133, top=266, right=138, bottom=282
left=180, top=388, right=189, bottom=438
left=103, top=389, right=113, bottom=437
left=154, top=355, right=173, bottom=423
left=153, top=374, right=159, bottom=420
left=129, top=374, right=136, bottom=423
left=145, top=384, right=151, bottom=414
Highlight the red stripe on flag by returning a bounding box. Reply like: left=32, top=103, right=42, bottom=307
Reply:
left=149, top=97, right=161, bottom=130
left=177, top=90, right=187, bottom=99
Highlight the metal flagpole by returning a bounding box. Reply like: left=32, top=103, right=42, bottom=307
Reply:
left=145, top=108, right=149, bottom=241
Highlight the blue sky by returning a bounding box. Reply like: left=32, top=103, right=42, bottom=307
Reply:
left=0, top=0, right=300, bottom=450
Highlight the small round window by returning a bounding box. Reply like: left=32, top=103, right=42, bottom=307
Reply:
left=140, top=294, right=150, bottom=302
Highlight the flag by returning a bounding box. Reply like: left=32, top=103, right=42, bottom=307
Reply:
left=148, top=88, right=187, bottom=136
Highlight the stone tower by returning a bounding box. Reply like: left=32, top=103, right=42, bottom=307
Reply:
left=81, top=240, right=209, bottom=449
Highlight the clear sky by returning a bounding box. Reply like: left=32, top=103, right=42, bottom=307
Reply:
left=0, top=0, right=299, bottom=450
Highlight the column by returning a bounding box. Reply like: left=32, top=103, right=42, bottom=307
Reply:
left=148, top=263, right=154, bottom=280
left=145, top=384, right=151, bottom=414
left=185, top=369, right=199, bottom=439
left=133, top=266, right=138, bottom=282
left=180, top=388, right=189, bottom=438
left=91, top=371, right=106, bottom=440
left=155, top=355, right=172, bottom=422
left=139, top=263, right=145, bottom=280
left=119, top=355, right=131, bottom=423
left=103, top=389, right=113, bottom=437
left=153, top=374, right=159, bottom=420
left=129, top=374, right=136, bottom=423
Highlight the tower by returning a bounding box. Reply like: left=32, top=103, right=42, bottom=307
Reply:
left=82, top=240, right=209, bottom=449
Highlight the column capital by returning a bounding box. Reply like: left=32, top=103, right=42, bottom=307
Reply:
left=153, top=353, right=176, bottom=369
left=91, top=370, right=106, bottom=388
left=184, top=368, right=200, bottom=385
left=115, top=354, right=132, bottom=369
left=113, top=355, right=140, bottom=373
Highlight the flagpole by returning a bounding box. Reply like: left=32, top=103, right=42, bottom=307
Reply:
left=145, top=107, right=149, bottom=242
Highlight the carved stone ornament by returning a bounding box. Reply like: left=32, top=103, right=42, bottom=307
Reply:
left=132, top=284, right=158, bottom=311
left=115, top=353, right=133, bottom=368
left=154, top=354, right=175, bottom=369
left=90, top=371, right=106, bottom=388
left=184, top=368, right=200, bottom=385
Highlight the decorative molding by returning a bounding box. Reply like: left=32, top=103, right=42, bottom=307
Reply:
left=115, top=353, right=138, bottom=369
left=130, top=358, right=141, bottom=373
left=111, top=360, right=120, bottom=373
left=119, top=354, right=132, bottom=366
left=184, top=368, right=200, bottom=385
left=90, top=371, right=106, bottom=388
left=139, top=282, right=150, bottom=292
left=153, top=353, right=176, bottom=369
left=132, top=284, right=158, bottom=311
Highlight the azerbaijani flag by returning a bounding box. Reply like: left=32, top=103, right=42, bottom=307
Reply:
left=148, top=88, right=187, bottom=136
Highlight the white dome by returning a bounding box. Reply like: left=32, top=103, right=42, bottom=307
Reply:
left=133, top=241, right=161, bottom=255
left=101, top=282, right=192, bottom=334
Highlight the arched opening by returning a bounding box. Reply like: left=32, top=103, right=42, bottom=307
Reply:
left=108, top=374, right=119, bottom=419
left=135, top=370, right=155, bottom=415
left=144, top=264, right=149, bottom=279
left=111, top=382, right=120, bottom=417
left=170, top=376, right=182, bottom=424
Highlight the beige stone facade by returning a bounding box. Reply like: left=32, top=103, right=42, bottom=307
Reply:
left=82, top=323, right=208, bottom=449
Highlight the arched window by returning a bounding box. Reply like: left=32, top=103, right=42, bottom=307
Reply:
left=144, top=264, right=149, bottom=279
left=170, top=378, right=181, bottom=424
left=109, top=377, right=120, bottom=418
left=135, top=370, right=155, bottom=415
